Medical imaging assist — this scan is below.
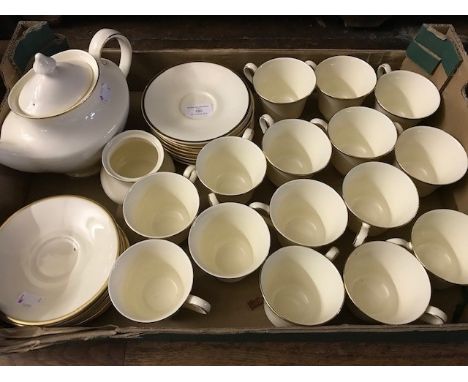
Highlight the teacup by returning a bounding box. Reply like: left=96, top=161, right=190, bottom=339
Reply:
left=108, top=239, right=211, bottom=323
left=101, top=130, right=175, bottom=204
left=258, top=114, right=332, bottom=186
left=344, top=241, right=447, bottom=325
left=374, top=64, right=441, bottom=129
left=123, top=172, right=199, bottom=244
left=183, top=128, right=266, bottom=204
left=250, top=179, right=348, bottom=250
left=188, top=194, right=270, bottom=282
left=311, top=107, right=402, bottom=175
left=394, top=126, right=468, bottom=197
left=243, top=57, right=316, bottom=120
left=388, top=209, right=468, bottom=287
left=342, top=162, right=419, bottom=246
left=261, top=246, right=344, bottom=327
left=314, top=56, right=377, bottom=120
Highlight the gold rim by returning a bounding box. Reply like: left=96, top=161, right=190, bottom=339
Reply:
left=0, top=196, right=125, bottom=327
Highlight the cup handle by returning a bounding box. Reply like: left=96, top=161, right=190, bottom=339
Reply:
left=182, top=294, right=211, bottom=315
left=243, top=63, right=258, bottom=84
left=208, top=193, right=220, bottom=207
left=393, top=122, right=404, bottom=135
left=304, top=60, right=317, bottom=70
left=183, top=165, right=198, bottom=183
left=259, top=114, right=275, bottom=134
left=377, top=63, right=392, bottom=79
left=324, top=246, right=340, bottom=261
left=249, top=202, right=273, bottom=227
left=310, top=118, right=328, bottom=132
left=242, top=127, right=254, bottom=141
left=88, top=29, right=132, bottom=78
left=420, top=305, right=448, bottom=325
left=354, top=222, right=371, bottom=247
left=386, top=238, right=413, bottom=251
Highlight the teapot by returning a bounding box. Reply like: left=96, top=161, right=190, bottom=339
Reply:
left=0, top=29, right=132, bottom=176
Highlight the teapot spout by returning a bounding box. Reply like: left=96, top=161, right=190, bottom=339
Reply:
left=0, top=141, right=42, bottom=173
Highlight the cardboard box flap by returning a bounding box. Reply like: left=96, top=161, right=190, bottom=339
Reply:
left=403, top=24, right=465, bottom=90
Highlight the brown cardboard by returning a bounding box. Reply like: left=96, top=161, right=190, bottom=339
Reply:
left=1, top=24, right=468, bottom=354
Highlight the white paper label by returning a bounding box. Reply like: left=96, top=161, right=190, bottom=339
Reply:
left=16, top=292, right=42, bottom=308
left=99, top=83, right=112, bottom=103
left=183, top=104, right=213, bottom=118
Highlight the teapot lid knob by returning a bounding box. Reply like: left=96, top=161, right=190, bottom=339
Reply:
left=33, top=53, right=57, bottom=75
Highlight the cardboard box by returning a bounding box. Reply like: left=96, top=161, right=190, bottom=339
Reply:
left=0, top=22, right=467, bottom=354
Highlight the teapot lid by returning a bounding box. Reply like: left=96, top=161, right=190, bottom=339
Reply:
left=8, top=50, right=99, bottom=119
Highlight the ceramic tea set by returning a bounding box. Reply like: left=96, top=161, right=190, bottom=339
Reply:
left=0, top=29, right=467, bottom=328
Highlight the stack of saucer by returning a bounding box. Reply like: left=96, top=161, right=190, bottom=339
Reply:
left=142, top=62, right=254, bottom=164
left=0, top=196, right=129, bottom=327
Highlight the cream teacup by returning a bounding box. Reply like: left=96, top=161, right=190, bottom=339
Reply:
left=261, top=246, right=344, bottom=327
left=311, top=107, right=402, bottom=175
left=344, top=241, right=447, bottom=325
left=188, top=195, right=270, bottom=282
left=342, top=162, right=419, bottom=246
left=183, top=128, right=266, bottom=204
left=394, top=126, right=467, bottom=197
left=250, top=179, right=348, bottom=250
left=259, top=114, right=332, bottom=186
left=314, top=56, right=377, bottom=120
left=123, top=172, right=199, bottom=244
left=108, top=239, right=211, bottom=323
left=101, top=130, right=175, bottom=204
left=375, top=64, right=441, bottom=129
left=243, top=57, right=316, bottom=120
left=388, top=209, right=468, bottom=287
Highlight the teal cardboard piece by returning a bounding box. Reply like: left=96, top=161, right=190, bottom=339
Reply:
left=406, top=41, right=441, bottom=75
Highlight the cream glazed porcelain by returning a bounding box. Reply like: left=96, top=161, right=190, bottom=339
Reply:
left=374, top=64, right=441, bottom=129
left=0, top=29, right=132, bottom=176
left=100, top=130, right=175, bottom=205
left=344, top=241, right=447, bottom=325
left=108, top=239, right=211, bottom=323
left=261, top=246, right=344, bottom=327
left=258, top=114, right=332, bottom=186
left=394, top=126, right=467, bottom=197
left=311, top=107, right=402, bottom=176
left=314, top=56, right=377, bottom=120
left=342, top=162, right=419, bottom=246
left=0, top=196, right=120, bottom=326
left=243, top=57, right=317, bottom=120
left=388, top=209, right=468, bottom=287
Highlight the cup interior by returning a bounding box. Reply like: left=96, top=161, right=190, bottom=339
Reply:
left=395, top=126, right=468, bottom=185
left=108, top=240, right=193, bottom=323
left=375, top=70, right=440, bottom=119
left=253, top=58, right=316, bottom=103
left=263, top=119, right=332, bottom=175
left=329, top=107, right=397, bottom=158
left=315, top=56, right=376, bottom=99
left=412, top=209, right=468, bottom=284
left=196, top=137, right=266, bottom=196
left=270, top=179, right=348, bottom=247
left=123, top=173, right=199, bottom=238
left=261, top=246, right=344, bottom=325
left=188, top=203, right=270, bottom=279
left=103, top=131, right=164, bottom=182
left=343, top=162, right=419, bottom=228
left=344, top=241, right=431, bottom=324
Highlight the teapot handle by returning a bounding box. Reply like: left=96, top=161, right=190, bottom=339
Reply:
left=89, top=29, right=132, bottom=78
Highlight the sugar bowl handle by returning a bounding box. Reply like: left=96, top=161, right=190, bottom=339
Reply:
left=89, top=29, right=132, bottom=78
left=182, top=294, right=211, bottom=315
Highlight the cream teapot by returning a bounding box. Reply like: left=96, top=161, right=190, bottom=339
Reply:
left=0, top=29, right=132, bottom=176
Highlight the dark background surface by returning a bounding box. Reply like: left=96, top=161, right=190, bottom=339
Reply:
left=0, top=15, right=468, bottom=365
